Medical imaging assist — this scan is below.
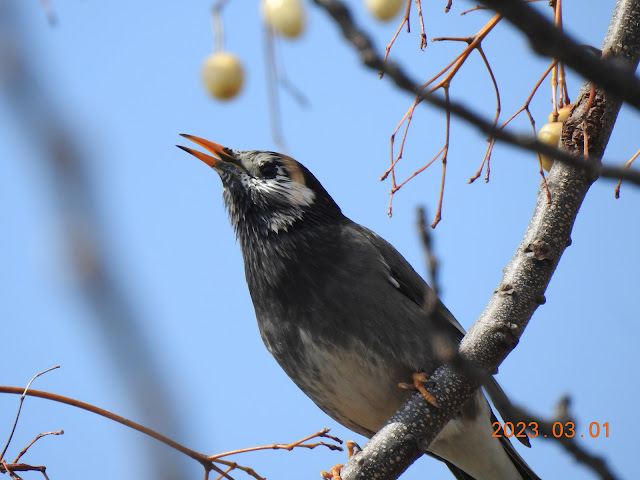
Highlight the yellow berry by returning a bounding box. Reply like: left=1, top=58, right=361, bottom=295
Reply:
left=537, top=122, right=563, bottom=171
left=201, top=52, right=244, bottom=100
left=365, top=0, right=404, bottom=21
left=262, top=0, right=305, bottom=38
left=547, top=103, right=573, bottom=123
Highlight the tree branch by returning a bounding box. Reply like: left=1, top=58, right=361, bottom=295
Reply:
left=311, top=0, right=640, bottom=478
left=312, top=0, right=640, bottom=187
left=476, top=0, right=640, bottom=110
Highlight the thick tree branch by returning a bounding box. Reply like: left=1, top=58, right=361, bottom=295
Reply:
left=314, top=0, right=640, bottom=478
left=312, top=0, right=640, bottom=187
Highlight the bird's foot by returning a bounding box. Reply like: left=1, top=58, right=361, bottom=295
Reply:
left=320, top=464, right=343, bottom=480
left=319, top=440, right=360, bottom=479
left=398, top=372, right=440, bottom=407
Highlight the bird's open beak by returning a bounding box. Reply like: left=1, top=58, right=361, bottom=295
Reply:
left=177, top=134, right=232, bottom=167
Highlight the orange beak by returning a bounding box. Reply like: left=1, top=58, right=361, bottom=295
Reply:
left=177, top=134, right=231, bottom=167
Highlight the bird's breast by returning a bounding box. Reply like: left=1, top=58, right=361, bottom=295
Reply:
left=260, top=319, right=413, bottom=437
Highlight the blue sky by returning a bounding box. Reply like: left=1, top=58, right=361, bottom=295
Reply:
left=1, top=1, right=638, bottom=479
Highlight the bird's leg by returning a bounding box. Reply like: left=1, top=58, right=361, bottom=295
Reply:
left=320, top=464, right=343, bottom=480
left=398, top=372, right=440, bottom=407
left=319, top=440, right=360, bottom=480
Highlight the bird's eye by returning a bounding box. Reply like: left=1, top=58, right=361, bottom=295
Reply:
left=259, top=163, right=278, bottom=179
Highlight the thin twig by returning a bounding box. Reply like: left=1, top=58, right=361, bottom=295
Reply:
left=13, top=431, right=64, bottom=464
left=0, top=386, right=229, bottom=479
left=476, top=44, right=501, bottom=182
left=0, top=386, right=343, bottom=480
left=614, top=147, right=640, bottom=198
left=264, top=27, right=289, bottom=153
left=207, top=428, right=343, bottom=460
left=461, top=0, right=545, bottom=16
left=431, top=87, right=451, bottom=227
left=211, top=0, right=230, bottom=51
left=476, top=0, right=640, bottom=110
left=385, top=15, right=502, bottom=215
left=416, top=0, right=427, bottom=49
left=382, top=0, right=412, bottom=71
left=475, top=59, right=557, bottom=189
left=312, top=0, right=640, bottom=187
left=1, top=366, right=59, bottom=461
left=212, top=459, right=264, bottom=480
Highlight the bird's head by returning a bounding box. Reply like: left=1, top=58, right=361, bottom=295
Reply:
left=177, top=134, right=343, bottom=239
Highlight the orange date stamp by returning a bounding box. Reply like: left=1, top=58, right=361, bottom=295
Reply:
left=492, top=421, right=610, bottom=439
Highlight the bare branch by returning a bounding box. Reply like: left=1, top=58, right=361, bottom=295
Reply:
left=476, top=0, right=640, bottom=110
left=0, top=386, right=343, bottom=480
left=13, top=431, right=64, bottom=464
left=1, top=366, right=59, bottom=461
left=312, top=0, right=640, bottom=187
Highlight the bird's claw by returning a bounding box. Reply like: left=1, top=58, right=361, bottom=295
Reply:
left=319, top=441, right=360, bottom=479
left=398, top=372, right=440, bottom=407
left=320, top=464, right=343, bottom=480
left=346, top=439, right=360, bottom=457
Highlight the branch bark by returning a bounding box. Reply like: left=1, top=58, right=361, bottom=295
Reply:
left=312, top=1, right=640, bottom=478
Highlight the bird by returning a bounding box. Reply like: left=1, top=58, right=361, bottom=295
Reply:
left=177, top=134, right=540, bottom=480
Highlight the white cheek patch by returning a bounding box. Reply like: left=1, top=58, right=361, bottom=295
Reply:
left=284, top=181, right=315, bottom=207
left=244, top=176, right=315, bottom=208
left=237, top=176, right=315, bottom=234
left=232, top=154, right=317, bottom=234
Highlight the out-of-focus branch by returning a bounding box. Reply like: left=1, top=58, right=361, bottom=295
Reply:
left=498, top=396, right=619, bottom=480
left=314, top=0, right=640, bottom=478
left=416, top=207, right=439, bottom=298
left=0, top=4, right=188, bottom=479
left=476, top=0, right=640, bottom=110
left=312, top=0, right=640, bottom=187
